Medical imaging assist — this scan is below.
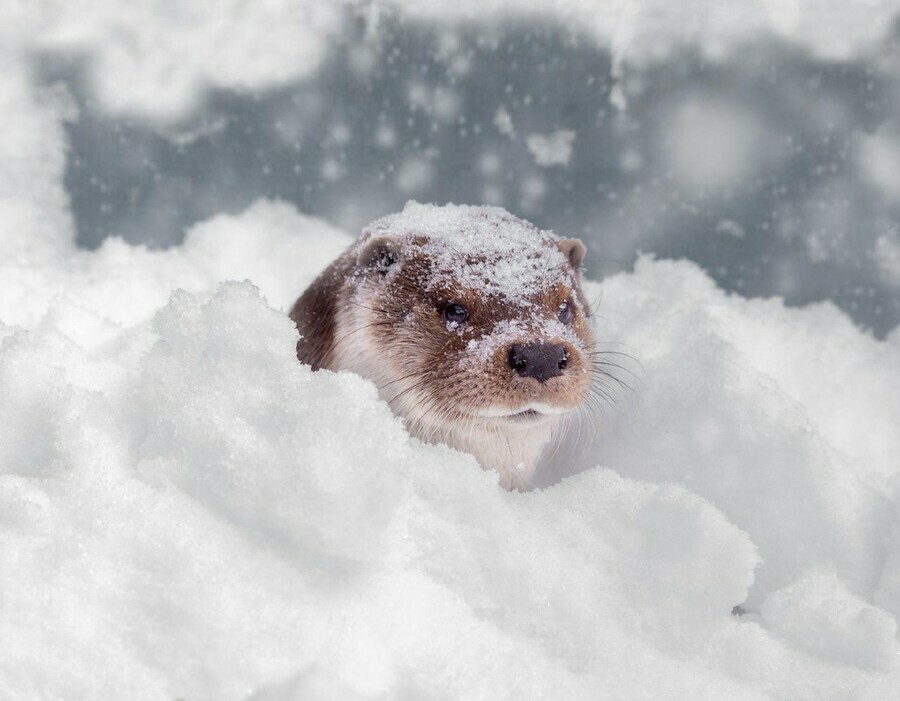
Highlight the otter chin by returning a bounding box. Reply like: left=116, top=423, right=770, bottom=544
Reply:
left=290, top=201, right=596, bottom=490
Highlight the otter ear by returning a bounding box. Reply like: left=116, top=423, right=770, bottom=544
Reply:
left=558, top=238, right=586, bottom=271
left=357, top=236, right=400, bottom=274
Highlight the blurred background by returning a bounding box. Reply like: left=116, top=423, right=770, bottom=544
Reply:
left=32, top=2, right=900, bottom=337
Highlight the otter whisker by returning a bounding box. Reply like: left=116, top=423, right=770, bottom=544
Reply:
left=331, top=320, right=395, bottom=348
left=344, top=299, right=386, bottom=315
left=378, top=370, right=426, bottom=391
left=590, top=366, right=634, bottom=393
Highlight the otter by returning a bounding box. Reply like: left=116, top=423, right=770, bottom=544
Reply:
left=290, top=202, right=596, bottom=490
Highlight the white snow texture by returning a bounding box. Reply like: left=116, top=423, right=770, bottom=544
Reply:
left=2, top=3, right=900, bottom=700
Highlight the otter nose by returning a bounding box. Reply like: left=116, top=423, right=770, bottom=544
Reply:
left=507, top=342, right=568, bottom=383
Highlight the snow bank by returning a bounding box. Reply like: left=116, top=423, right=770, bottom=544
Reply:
left=2, top=194, right=900, bottom=697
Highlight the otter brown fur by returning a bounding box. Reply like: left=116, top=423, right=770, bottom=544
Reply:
left=290, top=202, right=596, bottom=490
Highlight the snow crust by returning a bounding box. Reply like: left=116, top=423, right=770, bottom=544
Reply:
left=2, top=26, right=900, bottom=701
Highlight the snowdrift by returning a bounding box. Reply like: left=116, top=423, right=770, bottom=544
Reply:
left=1, top=195, right=899, bottom=699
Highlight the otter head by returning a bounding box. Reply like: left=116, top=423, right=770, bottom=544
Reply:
left=333, top=202, right=596, bottom=489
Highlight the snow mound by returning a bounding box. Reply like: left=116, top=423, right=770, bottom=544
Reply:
left=0, top=271, right=757, bottom=700
left=1, top=195, right=899, bottom=698
left=564, top=256, right=900, bottom=613
left=760, top=569, right=899, bottom=670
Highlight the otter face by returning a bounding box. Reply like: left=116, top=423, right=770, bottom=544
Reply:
left=334, top=206, right=596, bottom=458
left=293, top=202, right=606, bottom=489
left=390, top=261, right=594, bottom=432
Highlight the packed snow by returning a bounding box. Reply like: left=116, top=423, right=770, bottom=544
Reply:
left=3, top=3, right=900, bottom=700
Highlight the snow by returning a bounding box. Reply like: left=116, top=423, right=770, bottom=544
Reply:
left=493, top=106, right=515, bottom=136
left=389, top=0, right=900, bottom=64
left=463, top=318, right=584, bottom=366
left=760, top=569, right=899, bottom=670
left=395, top=157, right=434, bottom=194
left=2, top=4, right=900, bottom=699
left=526, top=130, right=577, bottom=167
left=661, top=96, right=773, bottom=195
left=873, top=233, right=900, bottom=288
left=7, top=2, right=896, bottom=126
left=363, top=201, right=575, bottom=307
left=15, top=0, right=341, bottom=123
left=3, top=183, right=900, bottom=698
left=856, top=130, right=900, bottom=202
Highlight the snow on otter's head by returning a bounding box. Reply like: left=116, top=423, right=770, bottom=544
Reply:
left=361, top=201, right=580, bottom=308
left=334, top=202, right=597, bottom=490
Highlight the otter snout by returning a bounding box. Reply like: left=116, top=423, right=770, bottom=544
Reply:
left=507, top=341, right=569, bottom=383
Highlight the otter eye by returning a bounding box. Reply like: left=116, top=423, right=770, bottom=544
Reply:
left=443, top=303, right=469, bottom=326
left=558, top=300, right=574, bottom=325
